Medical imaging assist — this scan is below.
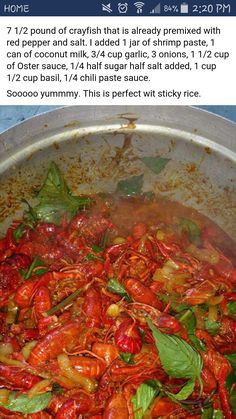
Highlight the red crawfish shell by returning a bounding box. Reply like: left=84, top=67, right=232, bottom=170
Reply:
left=114, top=319, right=142, bottom=354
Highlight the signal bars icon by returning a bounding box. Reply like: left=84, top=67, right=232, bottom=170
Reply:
left=134, top=2, right=145, bottom=13
left=150, top=2, right=161, bottom=13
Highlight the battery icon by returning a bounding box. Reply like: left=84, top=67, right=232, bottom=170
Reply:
left=180, top=2, right=188, bottom=13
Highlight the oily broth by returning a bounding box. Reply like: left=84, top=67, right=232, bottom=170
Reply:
left=90, top=194, right=236, bottom=264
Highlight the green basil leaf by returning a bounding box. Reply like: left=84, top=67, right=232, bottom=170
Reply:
left=34, top=267, right=48, bottom=276
left=1, top=392, right=52, bottom=414
left=143, top=191, right=155, bottom=200
left=120, top=352, right=134, bottom=364
left=198, top=303, right=209, bottom=313
left=52, top=382, right=64, bottom=395
left=91, top=244, right=104, bottom=253
left=33, top=162, right=91, bottom=224
left=173, top=378, right=196, bottom=401
left=225, top=371, right=236, bottom=392
left=22, top=199, right=38, bottom=225
left=227, top=302, right=236, bottom=315
left=225, top=353, right=236, bottom=370
left=139, top=328, right=146, bottom=343
left=205, top=319, right=220, bottom=336
left=190, top=334, right=206, bottom=352
left=178, top=309, right=206, bottom=352
left=158, top=293, right=175, bottom=303
left=141, top=156, right=170, bottom=174
left=144, top=378, right=195, bottom=405
left=201, top=406, right=214, bottom=419
left=132, top=381, right=159, bottom=419
left=107, top=278, right=131, bottom=301
left=178, top=309, right=195, bottom=330
left=212, top=410, right=224, bottom=419
left=180, top=218, right=202, bottom=246
left=147, top=319, right=203, bottom=383
left=13, top=223, right=27, bottom=242
left=201, top=407, right=223, bottom=419
left=158, top=293, right=190, bottom=313
left=174, top=302, right=191, bottom=313
left=230, top=385, right=236, bottom=413
left=85, top=254, right=104, bottom=262
left=116, top=174, right=144, bottom=196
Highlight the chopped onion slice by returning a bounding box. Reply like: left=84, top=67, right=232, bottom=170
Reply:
left=57, top=353, right=97, bottom=393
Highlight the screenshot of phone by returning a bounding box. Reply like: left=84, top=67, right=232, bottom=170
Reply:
left=0, top=1, right=235, bottom=418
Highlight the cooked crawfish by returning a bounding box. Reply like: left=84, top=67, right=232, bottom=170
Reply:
left=151, top=397, right=183, bottom=418
left=103, top=393, right=129, bottom=419
left=14, top=272, right=53, bottom=309
left=0, top=365, right=40, bottom=390
left=91, top=343, right=119, bottom=365
left=202, top=349, right=232, bottom=419
left=82, top=288, right=102, bottom=328
left=0, top=263, right=22, bottom=305
left=218, top=316, right=236, bottom=343
left=69, top=213, right=114, bottom=244
left=114, top=318, right=142, bottom=354
left=1, top=181, right=236, bottom=418
left=28, top=321, right=82, bottom=366
left=32, top=286, right=52, bottom=321
left=125, top=277, right=163, bottom=310
left=55, top=393, right=92, bottom=419
left=108, top=350, right=161, bottom=384
left=70, top=356, right=106, bottom=378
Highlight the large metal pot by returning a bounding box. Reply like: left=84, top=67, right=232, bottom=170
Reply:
left=0, top=106, right=236, bottom=240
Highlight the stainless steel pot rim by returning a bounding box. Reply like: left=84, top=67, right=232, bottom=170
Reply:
left=0, top=106, right=236, bottom=174
left=1, top=123, right=236, bottom=175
